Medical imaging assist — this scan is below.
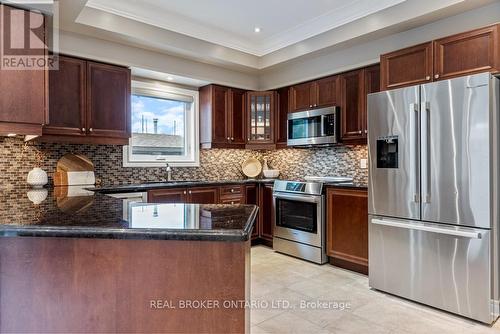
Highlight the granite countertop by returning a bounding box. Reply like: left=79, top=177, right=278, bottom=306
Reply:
left=323, top=182, right=368, bottom=189
left=0, top=187, right=258, bottom=242
left=89, top=179, right=277, bottom=194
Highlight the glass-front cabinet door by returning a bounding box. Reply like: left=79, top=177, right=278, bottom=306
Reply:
left=247, top=91, right=275, bottom=145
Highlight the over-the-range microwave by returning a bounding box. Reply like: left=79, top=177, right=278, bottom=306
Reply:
left=287, top=107, right=339, bottom=147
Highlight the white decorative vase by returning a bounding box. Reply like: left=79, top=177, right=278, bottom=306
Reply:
left=27, top=167, right=48, bottom=188
left=27, top=188, right=48, bottom=204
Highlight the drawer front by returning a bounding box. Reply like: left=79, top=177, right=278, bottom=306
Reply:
left=219, top=185, right=244, bottom=198
left=369, top=216, right=492, bottom=323
left=220, top=198, right=244, bottom=205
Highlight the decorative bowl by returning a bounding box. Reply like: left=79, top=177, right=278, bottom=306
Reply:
left=263, top=170, right=280, bottom=179
left=241, top=158, right=262, bottom=178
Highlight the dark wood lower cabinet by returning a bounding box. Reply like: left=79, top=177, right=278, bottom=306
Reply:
left=148, top=187, right=218, bottom=204
left=147, top=184, right=273, bottom=244
left=259, top=184, right=274, bottom=245
left=187, top=187, right=218, bottom=204
left=148, top=188, right=187, bottom=203
left=245, top=185, right=260, bottom=240
left=326, top=187, right=368, bottom=275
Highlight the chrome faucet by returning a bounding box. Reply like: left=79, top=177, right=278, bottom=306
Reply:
left=166, top=163, right=173, bottom=181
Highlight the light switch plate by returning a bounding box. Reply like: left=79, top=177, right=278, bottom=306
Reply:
left=360, top=159, right=368, bottom=169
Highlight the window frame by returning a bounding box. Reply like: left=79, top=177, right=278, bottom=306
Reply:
left=123, top=80, right=200, bottom=168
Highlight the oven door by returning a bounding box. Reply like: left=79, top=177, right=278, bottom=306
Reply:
left=273, top=192, right=323, bottom=247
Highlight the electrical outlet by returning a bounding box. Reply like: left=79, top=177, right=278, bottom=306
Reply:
left=360, top=159, right=368, bottom=169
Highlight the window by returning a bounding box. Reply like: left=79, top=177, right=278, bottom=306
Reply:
left=123, top=80, right=199, bottom=167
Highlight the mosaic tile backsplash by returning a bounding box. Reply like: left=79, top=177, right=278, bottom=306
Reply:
left=0, top=137, right=368, bottom=188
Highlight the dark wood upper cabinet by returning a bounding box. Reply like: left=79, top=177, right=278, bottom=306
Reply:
left=340, top=69, right=365, bottom=142
left=246, top=91, right=275, bottom=147
left=327, top=187, right=368, bottom=275
left=200, top=85, right=246, bottom=148
left=315, top=76, right=339, bottom=108
left=44, top=56, right=86, bottom=136
left=380, top=42, right=433, bottom=91
left=289, top=76, right=339, bottom=112
left=188, top=187, right=219, bottom=204
left=41, top=56, right=131, bottom=144
left=363, top=64, right=381, bottom=137
left=433, top=25, right=500, bottom=81
left=289, top=82, right=314, bottom=112
left=148, top=188, right=187, bottom=203
left=229, top=88, right=246, bottom=145
left=87, top=62, right=131, bottom=139
left=0, top=4, right=47, bottom=135
left=276, top=87, right=289, bottom=148
left=381, top=24, right=500, bottom=91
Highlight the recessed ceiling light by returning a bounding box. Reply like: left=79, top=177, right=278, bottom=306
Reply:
left=167, top=76, right=174, bottom=81
left=254, top=27, right=261, bottom=33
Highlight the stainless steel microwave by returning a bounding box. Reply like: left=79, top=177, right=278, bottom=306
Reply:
left=287, top=107, right=339, bottom=147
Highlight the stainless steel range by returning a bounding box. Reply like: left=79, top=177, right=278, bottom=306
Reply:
left=272, top=177, right=352, bottom=264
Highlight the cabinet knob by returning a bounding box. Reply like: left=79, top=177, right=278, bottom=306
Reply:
left=89, top=128, right=93, bottom=132
left=426, top=76, right=431, bottom=81
left=364, top=129, right=368, bottom=134
left=434, top=74, right=440, bottom=79
left=309, top=105, right=313, bottom=108
left=183, top=191, right=187, bottom=195
left=358, top=130, right=362, bottom=134
left=231, top=189, right=235, bottom=193
left=231, top=201, right=235, bottom=205
left=188, top=190, right=192, bottom=194
left=227, top=137, right=230, bottom=141
left=81, top=128, right=86, bottom=133
left=231, top=137, right=234, bottom=141
left=314, top=104, right=317, bottom=107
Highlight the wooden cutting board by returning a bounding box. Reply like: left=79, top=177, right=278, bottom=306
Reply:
left=54, top=154, right=96, bottom=186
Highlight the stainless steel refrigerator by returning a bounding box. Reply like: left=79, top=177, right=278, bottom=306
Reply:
left=367, top=73, right=500, bottom=324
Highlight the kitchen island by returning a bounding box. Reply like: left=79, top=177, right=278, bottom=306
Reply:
left=0, top=187, right=257, bottom=333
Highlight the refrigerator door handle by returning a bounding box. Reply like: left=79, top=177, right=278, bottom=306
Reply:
left=371, top=219, right=483, bottom=239
left=410, top=103, right=420, bottom=203
left=421, top=101, right=431, bottom=204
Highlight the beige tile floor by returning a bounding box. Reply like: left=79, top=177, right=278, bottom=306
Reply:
left=250, top=245, right=500, bottom=334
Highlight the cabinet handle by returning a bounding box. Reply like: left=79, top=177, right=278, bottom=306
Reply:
left=434, top=74, right=440, bottom=79
left=426, top=76, right=431, bottom=81
left=81, top=128, right=86, bottom=133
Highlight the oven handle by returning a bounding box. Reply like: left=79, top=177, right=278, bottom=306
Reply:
left=273, top=193, right=322, bottom=204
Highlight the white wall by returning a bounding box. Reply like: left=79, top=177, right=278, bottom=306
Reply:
left=58, top=30, right=260, bottom=90
left=258, top=1, right=500, bottom=90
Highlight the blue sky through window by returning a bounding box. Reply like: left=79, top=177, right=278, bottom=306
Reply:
left=131, top=95, right=186, bottom=136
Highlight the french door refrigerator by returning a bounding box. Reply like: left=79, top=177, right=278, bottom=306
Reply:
left=367, top=73, right=500, bottom=324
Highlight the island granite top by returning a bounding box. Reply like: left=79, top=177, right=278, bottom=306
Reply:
left=89, top=178, right=277, bottom=194
left=0, top=186, right=258, bottom=242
